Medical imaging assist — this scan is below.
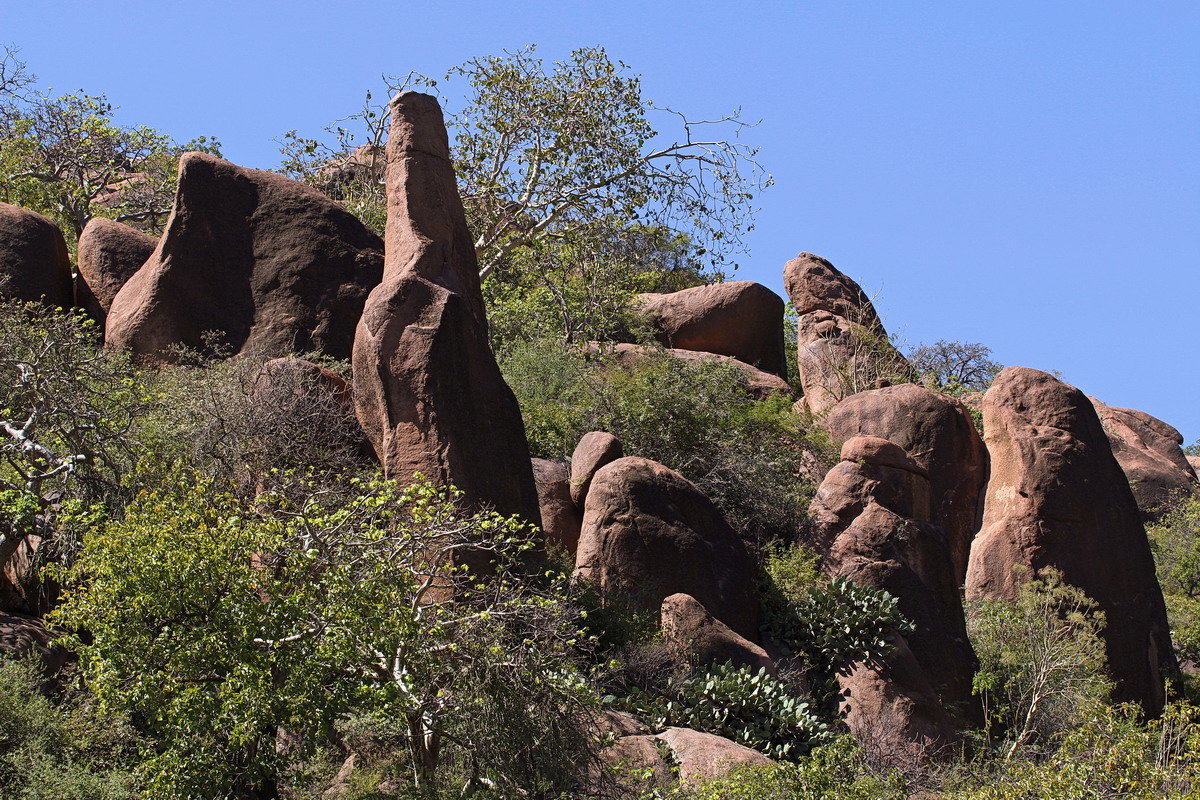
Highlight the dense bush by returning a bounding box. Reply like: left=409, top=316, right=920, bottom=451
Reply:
left=1148, top=494, right=1200, bottom=667
left=502, top=339, right=834, bottom=541
left=51, top=474, right=597, bottom=799
left=966, top=568, right=1109, bottom=756
left=0, top=657, right=137, bottom=799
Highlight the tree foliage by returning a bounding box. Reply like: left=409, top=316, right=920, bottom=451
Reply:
left=907, top=339, right=1003, bottom=395
left=0, top=52, right=220, bottom=238
left=51, top=475, right=596, bottom=799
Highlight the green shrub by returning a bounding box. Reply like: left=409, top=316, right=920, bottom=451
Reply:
left=0, top=657, right=137, bottom=799
left=966, top=568, right=1109, bottom=756
left=677, top=735, right=906, bottom=800
left=502, top=339, right=833, bottom=540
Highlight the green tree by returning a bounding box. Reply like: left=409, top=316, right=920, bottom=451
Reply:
left=1147, top=494, right=1200, bottom=668
left=907, top=339, right=1003, bottom=395
left=966, top=568, right=1110, bottom=758
left=0, top=55, right=220, bottom=238
left=51, top=474, right=596, bottom=799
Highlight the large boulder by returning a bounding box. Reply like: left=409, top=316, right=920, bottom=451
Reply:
left=837, top=634, right=960, bottom=768
left=823, top=383, right=988, bottom=581
left=74, top=217, right=157, bottom=326
left=661, top=593, right=775, bottom=675
left=575, top=457, right=759, bottom=639
left=0, top=202, right=72, bottom=308
left=569, top=431, right=624, bottom=508
left=656, top=727, right=772, bottom=785
left=106, top=152, right=383, bottom=363
left=782, top=253, right=910, bottom=415
left=966, top=367, right=1178, bottom=714
left=0, top=612, right=71, bottom=685
left=1089, top=397, right=1197, bottom=519
left=532, top=458, right=583, bottom=555
left=1189, top=455, right=1200, bottom=477
left=812, top=436, right=979, bottom=721
left=352, top=92, right=539, bottom=525
left=636, top=281, right=788, bottom=379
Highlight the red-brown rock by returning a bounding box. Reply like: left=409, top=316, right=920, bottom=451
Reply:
left=569, top=431, right=624, bottom=508
left=0, top=202, right=72, bottom=308
left=636, top=281, right=788, bottom=379
left=532, top=458, right=583, bottom=555
left=1189, top=455, right=1200, bottom=477
left=74, top=217, right=157, bottom=326
left=966, top=367, right=1178, bottom=715
left=352, top=92, right=538, bottom=525
left=812, top=437, right=979, bottom=721
left=823, top=383, right=988, bottom=581
left=1089, top=397, right=1198, bottom=519
left=0, top=612, right=71, bottom=687
left=782, top=253, right=910, bottom=415
left=837, top=634, right=960, bottom=768
left=661, top=593, right=776, bottom=674
left=575, top=457, right=759, bottom=639
left=656, top=727, right=772, bottom=785
left=106, top=152, right=383, bottom=363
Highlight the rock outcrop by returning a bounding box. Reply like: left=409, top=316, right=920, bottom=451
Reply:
left=782, top=253, right=909, bottom=415
left=0, top=202, right=72, bottom=308
left=966, top=367, right=1178, bottom=714
left=661, top=592, right=775, bottom=674
left=823, top=383, right=988, bottom=581
left=636, top=281, right=788, bottom=379
left=74, top=217, right=157, bottom=325
left=837, top=634, right=960, bottom=767
left=656, top=727, right=772, bottom=785
left=812, top=436, right=979, bottom=722
left=106, top=152, right=383, bottom=363
left=532, top=458, right=583, bottom=554
left=569, top=431, right=624, bottom=508
left=0, top=612, right=70, bottom=685
left=1189, top=455, right=1200, bottom=478
left=1089, top=397, right=1197, bottom=519
left=352, top=92, right=539, bottom=524
left=575, top=457, right=759, bottom=639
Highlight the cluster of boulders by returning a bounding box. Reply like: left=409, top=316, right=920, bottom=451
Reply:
left=3, top=87, right=1198, bottom=790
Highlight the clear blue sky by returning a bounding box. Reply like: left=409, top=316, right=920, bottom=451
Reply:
left=5, top=1, right=1198, bottom=442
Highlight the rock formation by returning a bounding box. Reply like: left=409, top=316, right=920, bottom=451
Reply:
left=782, top=253, right=909, bottom=415
left=0, top=202, right=72, bottom=308
left=569, top=431, right=624, bottom=508
left=661, top=592, right=775, bottom=675
left=636, top=281, right=788, bottom=378
left=655, top=727, right=772, bottom=785
left=532, top=458, right=583, bottom=554
left=811, top=436, right=979, bottom=721
left=352, top=92, right=539, bottom=524
left=966, top=367, right=1178, bottom=714
left=1089, top=397, right=1197, bottom=519
left=74, top=217, right=157, bottom=326
left=575, top=456, right=759, bottom=639
left=823, top=383, right=988, bottom=581
left=106, top=152, right=384, bottom=363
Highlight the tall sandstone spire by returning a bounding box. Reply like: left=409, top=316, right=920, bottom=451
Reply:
left=352, top=91, right=539, bottom=524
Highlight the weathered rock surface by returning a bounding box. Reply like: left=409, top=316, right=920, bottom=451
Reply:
left=824, top=383, right=988, bottom=581
left=1189, top=455, right=1200, bottom=477
left=966, top=367, right=1178, bottom=714
left=1089, top=397, right=1197, bottom=519
left=575, top=457, right=759, bottom=639
left=570, top=431, right=624, bottom=508
left=0, top=612, right=70, bottom=684
left=661, top=593, right=775, bottom=674
left=0, top=531, right=55, bottom=617
left=532, top=458, right=583, bottom=555
left=0, top=202, right=72, bottom=308
left=812, top=436, right=979, bottom=721
left=656, top=727, right=772, bottom=785
left=352, top=92, right=539, bottom=525
left=106, top=152, right=383, bottom=362
left=837, top=634, right=960, bottom=768
left=74, top=217, right=157, bottom=325
left=636, top=281, right=788, bottom=379
left=588, top=342, right=792, bottom=399
left=782, top=253, right=909, bottom=415
left=592, top=735, right=675, bottom=796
